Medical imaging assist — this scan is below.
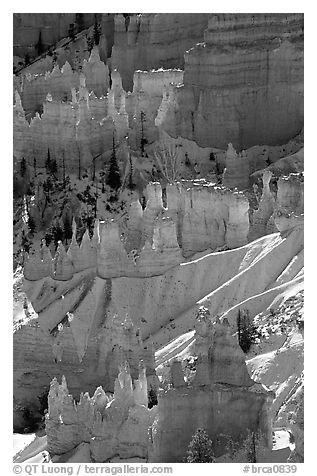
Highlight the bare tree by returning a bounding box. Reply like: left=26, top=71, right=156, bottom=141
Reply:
left=153, top=138, right=182, bottom=183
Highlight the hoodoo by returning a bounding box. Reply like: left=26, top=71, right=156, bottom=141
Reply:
left=13, top=12, right=304, bottom=465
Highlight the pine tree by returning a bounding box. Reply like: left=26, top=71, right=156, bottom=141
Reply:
left=86, top=35, right=94, bottom=53
left=50, top=158, right=58, bottom=177
left=237, top=309, right=259, bottom=354
left=36, top=31, right=45, bottom=56
left=45, top=149, right=51, bottom=173
left=33, top=157, right=37, bottom=179
left=62, top=153, right=66, bottom=184
left=68, top=23, right=75, bottom=41
left=148, top=388, right=158, bottom=409
left=106, top=136, right=121, bottom=191
left=93, top=17, right=101, bottom=45
left=128, top=153, right=135, bottom=190
left=52, top=223, right=64, bottom=249
left=21, top=230, right=30, bottom=254
left=20, top=157, right=27, bottom=177
left=27, top=215, right=36, bottom=235
left=140, top=111, right=148, bottom=156
left=63, top=216, right=73, bottom=244
left=187, top=428, right=214, bottom=463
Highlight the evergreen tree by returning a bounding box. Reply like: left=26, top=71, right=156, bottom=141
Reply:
left=237, top=309, right=259, bottom=354
left=68, top=23, right=75, bottom=40
left=186, top=428, right=214, bottom=463
left=148, top=388, right=158, bottom=409
left=86, top=35, right=94, bottom=53
left=24, top=53, right=30, bottom=66
left=62, top=153, right=66, bottom=184
left=21, top=230, right=30, bottom=254
left=33, top=157, right=37, bottom=179
left=128, top=153, right=135, bottom=190
left=63, top=216, right=73, bottom=244
left=140, top=111, right=148, bottom=156
left=106, top=136, right=121, bottom=191
left=27, top=215, right=36, bottom=235
left=50, top=158, right=58, bottom=177
left=93, top=18, right=101, bottom=45
left=20, top=157, right=27, bottom=177
left=36, top=31, right=45, bottom=56
left=45, top=149, right=51, bottom=173
left=52, top=51, right=58, bottom=66
left=215, top=160, right=222, bottom=184
left=52, top=223, right=64, bottom=249
left=78, top=147, right=81, bottom=180
left=184, top=152, right=191, bottom=167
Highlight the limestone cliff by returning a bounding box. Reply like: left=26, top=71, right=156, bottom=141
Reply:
left=159, top=13, right=303, bottom=149
left=17, top=47, right=110, bottom=117
left=111, top=13, right=208, bottom=91
left=15, top=222, right=303, bottom=415
left=151, top=317, right=273, bottom=462
left=13, top=13, right=96, bottom=60
left=46, top=364, right=155, bottom=461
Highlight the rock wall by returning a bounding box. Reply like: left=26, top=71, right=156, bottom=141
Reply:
left=15, top=47, right=110, bottom=117
left=111, top=13, right=208, bottom=91
left=14, top=305, right=158, bottom=413
left=249, top=170, right=276, bottom=241
left=274, top=173, right=304, bottom=232
left=166, top=180, right=249, bottom=255
left=46, top=364, right=155, bottom=461
left=159, top=13, right=304, bottom=150
left=42, top=318, right=273, bottom=463
left=151, top=318, right=274, bottom=462
left=13, top=13, right=96, bottom=59
left=13, top=87, right=116, bottom=172
left=23, top=181, right=249, bottom=284
left=127, top=69, right=183, bottom=149
left=15, top=222, right=303, bottom=414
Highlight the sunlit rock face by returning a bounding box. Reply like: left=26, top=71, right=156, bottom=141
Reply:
left=273, top=173, right=304, bottom=233
left=166, top=180, right=249, bottom=255
left=159, top=13, right=304, bottom=150
left=151, top=315, right=274, bottom=462
left=249, top=170, right=276, bottom=241
left=111, top=13, right=208, bottom=91
left=46, top=364, right=156, bottom=461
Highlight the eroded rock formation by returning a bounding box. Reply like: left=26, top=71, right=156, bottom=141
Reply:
left=111, top=13, right=208, bottom=91
left=151, top=315, right=274, bottom=462
left=13, top=13, right=96, bottom=59
left=46, top=363, right=155, bottom=461
left=159, top=14, right=304, bottom=149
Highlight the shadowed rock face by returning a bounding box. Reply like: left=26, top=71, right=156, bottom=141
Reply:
left=151, top=317, right=274, bottom=462
left=43, top=315, right=273, bottom=463
left=159, top=13, right=304, bottom=150
left=13, top=13, right=96, bottom=59
left=111, top=13, right=208, bottom=91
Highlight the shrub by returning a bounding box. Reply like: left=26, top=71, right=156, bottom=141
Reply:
left=187, top=428, right=214, bottom=463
